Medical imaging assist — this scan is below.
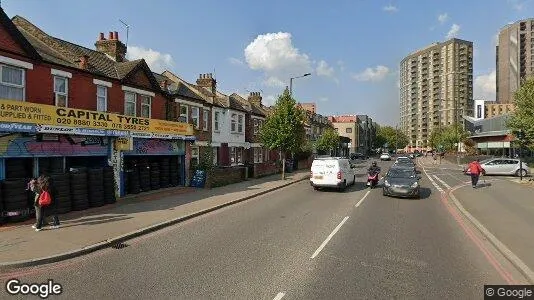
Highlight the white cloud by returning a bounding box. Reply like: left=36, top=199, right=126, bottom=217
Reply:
left=264, top=76, right=286, bottom=88
left=383, top=5, right=398, bottom=12
left=244, top=32, right=312, bottom=75
left=438, top=13, right=448, bottom=24
left=508, top=0, right=526, bottom=10
left=353, top=65, right=390, bottom=82
left=228, top=57, right=244, bottom=66
left=319, top=97, right=329, bottom=102
left=337, top=60, right=346, bottom=72
left=264, top=95, right=278, bottom=106
left=316, top=60, right=335, bottom=77
left=474, top=70, right=496, bottom=101
left=126, top=46, right=174, bottom=73
left=446, top=24, right=460, bottom=39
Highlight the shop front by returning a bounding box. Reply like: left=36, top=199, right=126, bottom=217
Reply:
left=0, top=99, right=194, bottom=223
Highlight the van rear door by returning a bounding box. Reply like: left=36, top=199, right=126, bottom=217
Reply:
left=312, top=159, right=339, bottom=185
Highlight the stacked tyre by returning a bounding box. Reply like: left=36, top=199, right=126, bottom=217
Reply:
left=159, top=157, right=170, bottom=188
left=150, top=162, right=160, bottom=190
left=138, top=161, right=151, bottom=192
left=2, top=179, right=31, bottom=223
left=51, top=173, right=71, bottom=214
left=127, top=169, right=141, bottom=194
left=103, top=167, right=116, bottom=204
left=70, top=169, right=89, bottom=211
left=5, top=159, right=30, bottom=179
left=0, top=182, right=4, bottom=225
left=169, top=156, right=180, bottom=187
left=88, top=168, right=105, bottom=207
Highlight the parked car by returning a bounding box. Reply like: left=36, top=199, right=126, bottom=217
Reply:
left=463, top=158, right=530, bottom=177
left=383, top=167, right=422, bottom=199
left=380, top=153, right=392, bottom=161
left=350, top=153, right=368, bottom=160
left=310, top=157, right=356, bottom=191
left=393, top=156, right=418, bottom=171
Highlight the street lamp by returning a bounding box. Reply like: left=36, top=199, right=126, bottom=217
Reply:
left=289, top=73, right=311, bottom=95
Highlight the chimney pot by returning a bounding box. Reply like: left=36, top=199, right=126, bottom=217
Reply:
left=114, top=31, right=119, bottom=40
left=99, top=33, right=105, bottom=40
left=109, top=32, right=114, bottom=39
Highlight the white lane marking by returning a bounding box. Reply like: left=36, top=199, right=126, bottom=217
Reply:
left=311, top=216, right=350, bottom=259
left=273, top=292, right=286, bottom=300
left=355, top=191, right=371, bottom=207
left=423, top=167, right=444, bottom=192
left=433, top=175, right=451, bottom=189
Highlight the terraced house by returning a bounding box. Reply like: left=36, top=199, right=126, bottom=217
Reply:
left=0, top=8, right=195, bottom=222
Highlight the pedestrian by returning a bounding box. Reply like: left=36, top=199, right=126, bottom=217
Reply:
left=432, top=153, right=437, bottom=165
left=34, top=175, right=60, bottom=231
left=28, top=178, right=40, bottom=229
left=467, top=159, right=485, bottom=188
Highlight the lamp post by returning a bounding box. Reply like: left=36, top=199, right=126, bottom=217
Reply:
left=289, top=73, right=311, bottom=96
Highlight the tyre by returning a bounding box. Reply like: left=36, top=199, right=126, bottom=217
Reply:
left=516, top=169, right=527, bottom=177
left=353, top=175, right=356, bottom=186
left=339, top=181, right=346, bottom=192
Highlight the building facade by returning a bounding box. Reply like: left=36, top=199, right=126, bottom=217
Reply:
left=496, top=18, right=534, bottom=104
left=328, top=115, right=375, bottom=155
left=485, top=103, right=516, bottom=118
left=400, top=38, right=474, bottom=150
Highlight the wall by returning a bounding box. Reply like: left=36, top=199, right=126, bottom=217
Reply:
left=0, top=133, right=108, bottom=157
left=190, top=166, right=245, bottom=188
left=332, top=122, right=357, bottom=153
left=122, top=139, right=185, bottom=156
left=212, top=107, right=245, bottom=146
left=254, top=162, right=280, bottom=178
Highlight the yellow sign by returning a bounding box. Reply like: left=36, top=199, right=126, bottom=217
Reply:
left=114, top=137, right=133, bottom=151
left=0, top=99, right=194, bottom=136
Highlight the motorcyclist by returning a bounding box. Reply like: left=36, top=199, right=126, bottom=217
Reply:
left=368, top=161, right=381, bottom=175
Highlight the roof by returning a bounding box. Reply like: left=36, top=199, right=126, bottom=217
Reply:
left=229, top=93, right=251, bottom=113
left=10, top=15, right=162, bottom=91
left=155, top=71, right=205, bottom=101
left=0, top=8, right=40, bottom=59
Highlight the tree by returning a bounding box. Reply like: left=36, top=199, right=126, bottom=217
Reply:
left=376, top=126, right=409, bottom=150
left=429, top=124, right=469, bottom=152
left=260, top=88, right=306, bottom=180
left=315, top=128, right=340, bottom=155
left=507, top=77, right=534, bottom=149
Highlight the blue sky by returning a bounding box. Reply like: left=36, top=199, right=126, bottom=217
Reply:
left=2, top=0, right=532, bottom=125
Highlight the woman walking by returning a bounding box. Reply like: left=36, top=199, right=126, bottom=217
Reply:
left=34, top=175, right=60, bottom=231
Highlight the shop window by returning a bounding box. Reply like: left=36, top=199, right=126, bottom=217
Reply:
left=180, top=105, right=188, bottom=123
left=231, top=114, right=237, bottom=132
left=214, top=111, right=220, bottom=131
left=124, top=91, right=136, bottom=116
left=54, top=76, right=68, bottom=107
left=203, top=109, right=209, bottom=131
left=191, top=146, right=199, bottom=167
left=140, top=95, right=151, bottom=118
left=238, top=115, right=244, bottom=133
left=191, top=107, right=200, bottom=129
left=0, top=64, right=24, bottom=101
left=97, top=85, right=107, bottom=112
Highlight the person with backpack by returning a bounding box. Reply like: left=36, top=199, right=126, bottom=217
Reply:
left=34, top=175, right=60, bottom=231
left=468, top=159, right=486, bottom=188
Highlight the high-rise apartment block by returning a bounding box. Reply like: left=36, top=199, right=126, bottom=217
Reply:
left=496, top=18, right=534, bottom=104
left=400, top=38, right=473, bottom=149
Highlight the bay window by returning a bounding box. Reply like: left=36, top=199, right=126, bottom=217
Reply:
left=231, top=113, right=237, bottom=132
left=191, top=106, right=199, bottom=129
left=180, top=105, right=188, bottom=123
left=238, top=115, right=244, bottom=133
left=124, top=92, right=136, bottom=116
left=254, top=148, right=264, bottom=163
left=214, top=111, right=220, bottom=131
left=0, top=64, right=24, bottom=101
left=140, top=95, right=151, bottom=118
left=54, top=76, right=68, bottom=107
left=96, top=85, right=107, bottom=112
left=203, top=109, right=209, bottom=131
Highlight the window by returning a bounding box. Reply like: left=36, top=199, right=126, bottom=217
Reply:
left=140, top=95, right=151, bottom=118
left=264, top=148, right=269, bottom=162
left=230, top=147, right=236, bottom=164
left=345, top=127, right=352, bottom=133
left=0, top=64, right=24, bottom=101
left=254, top=148, right=263, bottom=163
left=212, top=147, right=218, bottom=165
left=54, top=76, right=68, bottom=107
left=124, top=92, right=136, bottom=116
left=214, top=111, right=220, bottom=131
left=203, top=109, right=209, bottom=131
left=96, top=85, right=107, bottom=112
left=230, top=147, right=243, bottom=165
left=476, top=105, right=482, bottom=118
left=238, top=115, right=244, bottom=133
left=253, top=119, right=261, bottom=135
left=180, top=105, right=188, bottom=123
left=231, top=113, right=237, bottom=132
left=191, top=146, right=199, bottom=167
left=191, top=106, right=199, bottom=129
left=237, top=147, right=243, bottom=163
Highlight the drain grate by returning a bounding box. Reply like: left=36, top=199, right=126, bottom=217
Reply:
left=111, top=242, right=129, bottom=249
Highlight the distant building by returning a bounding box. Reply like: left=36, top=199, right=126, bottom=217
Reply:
left=328, top=115, right=376, bottom=155
left=299, top=102, right=316, bottom=114
left=485, top=103, right=516, bottom=118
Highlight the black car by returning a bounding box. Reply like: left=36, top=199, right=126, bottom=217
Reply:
left=383, top=167, right=422, bottom=198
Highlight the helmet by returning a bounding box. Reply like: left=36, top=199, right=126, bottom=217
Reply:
left=372, top=161, right=377, bottom=166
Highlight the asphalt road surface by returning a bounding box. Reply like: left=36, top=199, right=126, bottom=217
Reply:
left=1, top=159, right=528, bottom=299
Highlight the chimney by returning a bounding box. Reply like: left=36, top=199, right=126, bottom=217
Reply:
left=78, top=55, right=89, bottom=69
left=248, top=91, right=262, bottom=107
left=196, top=73, right=216, bottom=101
left=160, top=79, right=168, bottom=91
left=95, top=30, right=127, bottom=62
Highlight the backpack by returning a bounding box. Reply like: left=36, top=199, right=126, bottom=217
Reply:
left=38, top=190, right=52, bottom=206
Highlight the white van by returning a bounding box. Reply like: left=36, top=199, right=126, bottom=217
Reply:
left=310, top=157, right=356, bottom=191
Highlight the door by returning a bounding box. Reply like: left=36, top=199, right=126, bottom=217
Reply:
left=502, top=160, right=519, bottom=174
left=482, top=159, right=500, bottom=175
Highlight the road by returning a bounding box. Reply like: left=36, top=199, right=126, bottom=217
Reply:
left=1, top=159, right=528, bottom=299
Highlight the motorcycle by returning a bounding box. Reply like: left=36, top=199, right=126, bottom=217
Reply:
left=367, top=172, right=379, bottom=189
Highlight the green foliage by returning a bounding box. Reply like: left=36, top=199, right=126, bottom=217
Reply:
left=315, top=128, right=340, bottom=153
left=296, top=140, right=313, bottom=160
left=376, top=126, right=409, bottom=149
left=507, top=77, right=534, bottom=149
left=196, top=143, right=215, bottom=174
left=429, top=124, right=469, bottom=152
left=260, top=89, right=306, bottom=154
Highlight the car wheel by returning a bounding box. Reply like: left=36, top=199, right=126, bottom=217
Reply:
left=339, top=181, right=346, bottom=192
left=516, top=169, right=527, bottom=177
left=313, top=186, right=319, bottom=191
left=353, top=175, right=356, bottom=185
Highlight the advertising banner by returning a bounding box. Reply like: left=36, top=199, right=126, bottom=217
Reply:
left=0, top=99, right=194, bottom=138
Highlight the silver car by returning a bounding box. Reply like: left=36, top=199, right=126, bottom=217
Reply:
left=464, top=158, right=530, bottom=177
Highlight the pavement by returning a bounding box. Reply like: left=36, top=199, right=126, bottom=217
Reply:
left=0, top=170, right=311, bottom=269
left=418, top=156, right=534, bottom=283
left=0, top=159, right=528, bottom=299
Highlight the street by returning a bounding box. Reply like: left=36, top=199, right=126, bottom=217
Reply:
left=1, top=159, right=529, bottom=299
